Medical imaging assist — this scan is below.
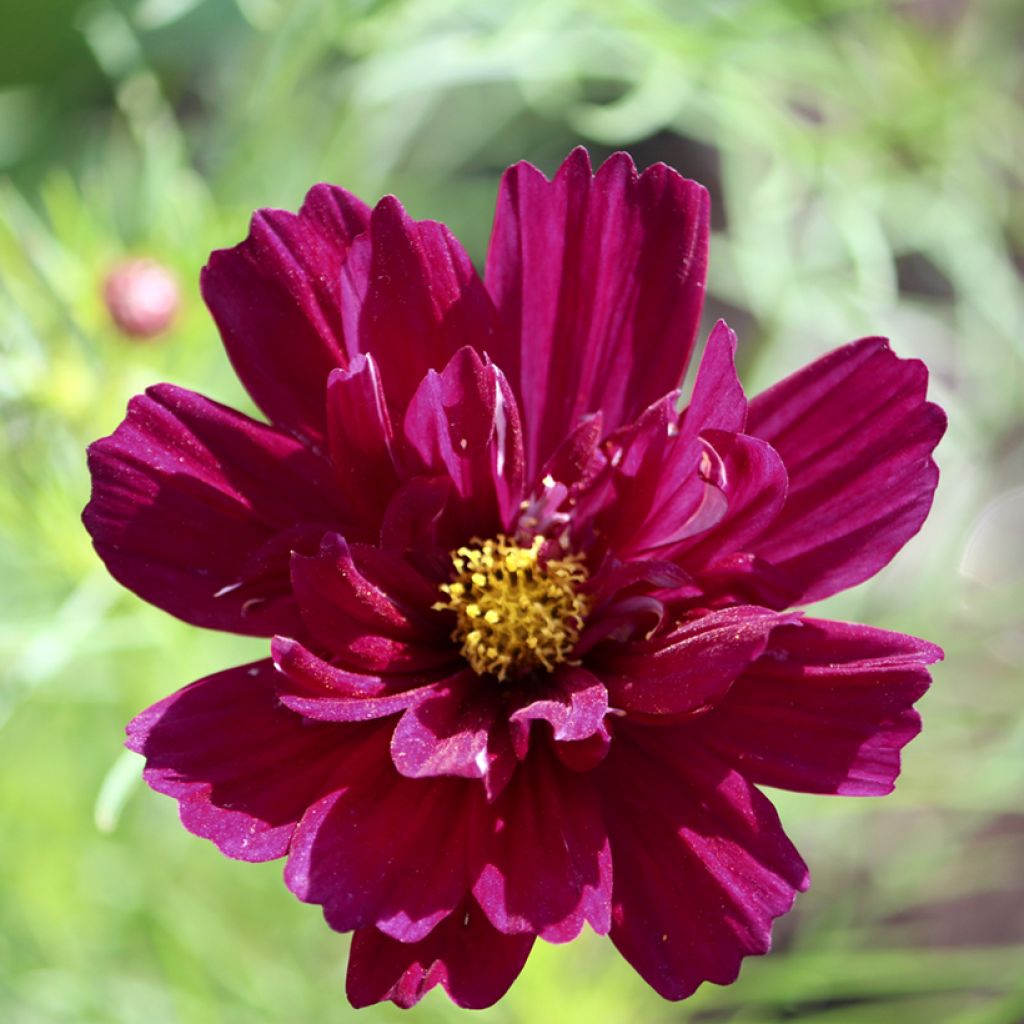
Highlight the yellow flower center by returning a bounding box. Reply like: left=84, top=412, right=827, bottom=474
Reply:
left=435, top=535, right=590, bottom=681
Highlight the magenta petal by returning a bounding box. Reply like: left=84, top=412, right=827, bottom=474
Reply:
left=379, top=475, right=455, bottom=555
left=390, top=670, right=508, bottom=784
left=272, top=637, right=427, bottom=721
left=597, top=605, right=796, bottom=717
left=695, top=552, right=804, bottom=609
left=326, top=353, right=400, bottom=532
left=598, top=395, right=728, bottom=558
left=285, top=765, right=484, bottom=943
left=746, top=337, right=946, bottom=602
left=126, top=660, right=349, bottom=861
left=684, top=618, right=941, bottom=795
left=403, top=346, right=525, bottom=532
left=84, top=385, right=341, bottom=636
left=586, top=557, right=693, bottom=610
left=538, top=412, right=606, bottom=493
left=679, top=430, right=789, bottom=574
left=681, top=321, right=746, bottom=435
left=485, top=148, right=709, bottom=474
left=201, top=184, right=370, bottom=441
left=474, top=745, right=612, bottom=942
left=346, top=897, right=534, bottom=1010
left=290, top=534, right=452, bottom=672
left=599, top=727, right=809, bottom=1000
left=508, top=666, right=609, bottom=756
left=340, top=196, right=502, bottom=414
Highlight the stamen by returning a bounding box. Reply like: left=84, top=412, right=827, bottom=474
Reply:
left=434, top=535, right=590, bottom=681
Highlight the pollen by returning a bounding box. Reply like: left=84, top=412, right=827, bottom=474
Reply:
left=434, top=534, right=590, bottom=681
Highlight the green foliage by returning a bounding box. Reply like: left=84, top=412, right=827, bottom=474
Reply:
left=2, top=1, right=1022, bottom=1020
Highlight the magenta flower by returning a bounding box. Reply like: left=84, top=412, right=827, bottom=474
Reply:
left=84, top=149, right=945, bottom=1009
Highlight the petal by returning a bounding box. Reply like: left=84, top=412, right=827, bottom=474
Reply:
left=340, top=196, right=502, bottom=414
left=473, top=744, right=612, bottom=942
left=126, top=660, right=351, bottom=861
left=599, top=727, right=809, bottom=1000
left=84, top=385, right=341, bottom=636
left=678, top=430, right=789, bottom=574
left=485, top=148, right=710, bottom=474
left=378, top=474, right=466, bottom=586
left=402, top=346, right=526, bottom=533
left=290, top=534, right=452, bottom=672
left=538, top=412, right=606, bottom=493
left=271, top=636, right=427, bottom=721
left=346, top=897, right=534, bottom=1010
left=681, top=320, right=746, bottom=436
left=597, top=394, right=728, bottom=558
left=508, top=666, right=609, bottom=757
left=596, top=605, right=796, bottom=717
left=586, top=556, right=694, bottom=610
left=201, top=184, right=370, bottom=442
left=682, top=618, right=940, bottom=795
left=325, top=353, right=400, bottom=532
left=285, top=760, right=485, bottom=943
left=746, top=337, right=946, bottom=602
left=390, top=670, right=506, bottom=783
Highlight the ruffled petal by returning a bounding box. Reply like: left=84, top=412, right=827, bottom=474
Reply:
left=599, top=727, right=809, bottom=1000
left=126, top=660, right=351, bottom=861
left=595, top=605, right=796, bottom=717
left=340, top=196, right=502, bottom=414
left=508, top=666, right=609, bottom=757
left=201, top=184, right=370, bottom=442
left=346, top=897, right=534, bottom=1010
left=290, top=534, right=452, bottom=673
left=682, top=618, right=940, bottom=795
left=485, top=148, right=709, bottom=473
left=84, top=385, right=342, bottom=636
left=678, top=430, right=788, bottom=576
left=474, top=744, right=612, bottom=942
left=596, top=394, right=727, bottom=559
left=271, top=636, right=428, bottom=721
left=746, top=337, right=946, bottom=602
left=403, top=346, right=525, bottom=534
left=285, top=758, right=485, bottom=943
left=390, top=670, right=509, bottom=786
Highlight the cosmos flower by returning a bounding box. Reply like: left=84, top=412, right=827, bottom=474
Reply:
left=84, top=148, right=946, bottom=1009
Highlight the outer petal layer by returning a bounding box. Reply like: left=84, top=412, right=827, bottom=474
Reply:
left=285, top=754, right=484, bottom=943
left=346, top=898, right=534, bottom=1010
left=683, top=618, right=941, bottom=795
left=126, top=660, right=347, bottom=861
left=474, top=745, right=612, bottom=942
left=85, top=385, right=341, bottom=635
left=599, top=726, right=809, bottom=1000
left=201, top=184, right=370, bottom=442
left=486, top=148, right=709, bottom=472
left=746, top=337, right=946, bottom=603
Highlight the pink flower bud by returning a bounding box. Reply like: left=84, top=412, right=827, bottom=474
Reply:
left=103, top=259, right=180, bottom=339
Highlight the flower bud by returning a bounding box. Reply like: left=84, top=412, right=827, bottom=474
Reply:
left=103, top=259, right=179, bottom=339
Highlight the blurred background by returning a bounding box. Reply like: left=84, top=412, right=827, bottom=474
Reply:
left=1, top=0, right=1022, bottom=1021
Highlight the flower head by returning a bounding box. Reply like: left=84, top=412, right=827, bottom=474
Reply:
left=84, top=148, right=946, bottom=1009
